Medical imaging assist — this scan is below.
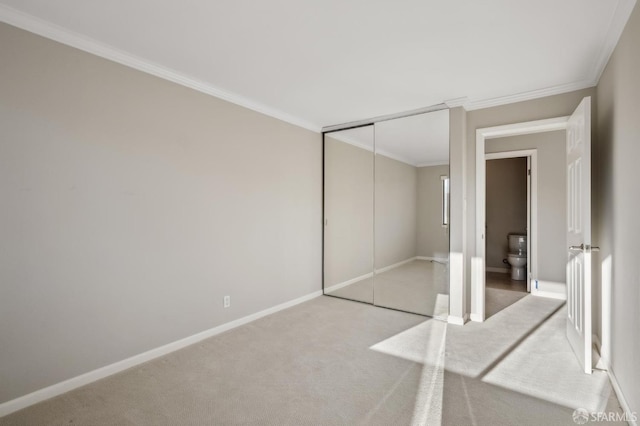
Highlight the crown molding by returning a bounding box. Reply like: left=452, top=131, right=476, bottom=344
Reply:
left=322, top=103, right=448, bottom=133
left=463, top=79, right=597, bottom=111
left=0, top=5, right=322, bottom=133
left=1, top=0, right=634, bottom=126
left=591, top=0, right=637, bottom=84
left=443, top=97, right=468, bottom=108
left=416, top=161, right=449, bottom=168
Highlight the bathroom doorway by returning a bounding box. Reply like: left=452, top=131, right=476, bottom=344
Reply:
left=484, top=153, right=532, bottom=318
left=473, top=117, right=569, bottom=323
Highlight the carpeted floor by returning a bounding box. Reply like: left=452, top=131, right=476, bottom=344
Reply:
left=0, top=295, right=625, bottom=425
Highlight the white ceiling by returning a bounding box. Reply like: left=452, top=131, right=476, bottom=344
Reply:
left=0, top=0, right=635, bottom=132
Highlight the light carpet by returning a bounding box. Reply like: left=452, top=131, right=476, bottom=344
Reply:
left=0, top=295, right=626, bottom=425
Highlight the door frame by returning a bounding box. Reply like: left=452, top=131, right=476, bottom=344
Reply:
left=471, top=116, right=569, bottom=322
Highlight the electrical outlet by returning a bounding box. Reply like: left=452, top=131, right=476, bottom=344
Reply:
left=223, top=295, right=231, bottom=308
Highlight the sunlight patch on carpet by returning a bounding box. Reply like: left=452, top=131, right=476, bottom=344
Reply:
left=370, top=319, right=447, bottom=425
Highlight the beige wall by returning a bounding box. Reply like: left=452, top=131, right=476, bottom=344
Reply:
left=417, top=165, right=450, bottom=259
left=596, top=2, right=640, bottom=415
left=486, top=131, right=567, bottom=283
left=375, top=155, right=418, bottom=268
left=0, top=23, right=322, bottom=404
left=324, top=137, right=374, bottom=285
left=485, top=157, right=527, bottom=270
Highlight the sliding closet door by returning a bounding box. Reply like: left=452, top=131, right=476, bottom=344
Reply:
left=373, top=111, right=450, bottom=317
left=323, top=125, right=374, bottom=304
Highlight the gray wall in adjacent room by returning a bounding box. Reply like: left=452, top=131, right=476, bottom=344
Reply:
left=485, top=157, right=527, bottom=270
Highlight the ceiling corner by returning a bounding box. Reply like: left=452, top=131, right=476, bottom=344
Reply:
left=0, top=4, right=323, bottom=134
left=590, top=0, right=637, bottom=85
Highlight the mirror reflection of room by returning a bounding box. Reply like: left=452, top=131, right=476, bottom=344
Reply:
left=322, top=109, right=450, bottom=319
left=373, top=110, right=450, bottom=317
left=323, top=125, right=374, bottom=304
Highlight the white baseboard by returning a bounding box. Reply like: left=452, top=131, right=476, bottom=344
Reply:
left=607, top=365, right=638, bottom=425
left=592, top=335, right=638, bottom=425
left=375, top=257, right=416, bottom=274
left=470, top=313, right=484, bottom=322
left=0, top=289, right=323, bottom=417
left=531, top=289, right=567, bottom=300
left=486, top=267, right=509, bottom=273
left=416, top=256, right=449, bottom=264
left=531, top=280, right=567, bottom=300
left=447, top=313, right=468, bottom=326
left=324, top=272, right=373, bottom=293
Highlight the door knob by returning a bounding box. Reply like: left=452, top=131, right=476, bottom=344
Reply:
left=569, top=244, right=600, bottom=252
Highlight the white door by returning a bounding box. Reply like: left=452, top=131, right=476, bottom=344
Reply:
left=566, top=96, right=593, bottom=374
left=527, top=156, right=531, bottom=293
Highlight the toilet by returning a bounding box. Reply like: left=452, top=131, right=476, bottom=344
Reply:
left=506, top=234, right=527, bottom=281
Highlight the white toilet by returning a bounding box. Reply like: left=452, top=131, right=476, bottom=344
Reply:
left=507, top=234, right=527, bottom=281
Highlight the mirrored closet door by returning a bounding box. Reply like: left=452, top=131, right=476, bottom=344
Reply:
left=323, top=109, right=450, bottom=318
left=373, top=110, right=450, bottom=317
left=323, top=125, right=374, bottom=304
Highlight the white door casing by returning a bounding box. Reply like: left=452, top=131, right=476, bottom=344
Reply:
left=527, top=155, right=532, bottom=292
left=566, top=96, right=592, bottom=375
left=473, top=117, right=568, bottom=322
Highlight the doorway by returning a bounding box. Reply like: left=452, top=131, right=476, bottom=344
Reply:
left=484, top=152, right=534, bottom=318
left=471, top=117, right=569, bottom=322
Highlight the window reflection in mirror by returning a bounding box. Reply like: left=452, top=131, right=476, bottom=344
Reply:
left=442, top=175, right=449, bottom=227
